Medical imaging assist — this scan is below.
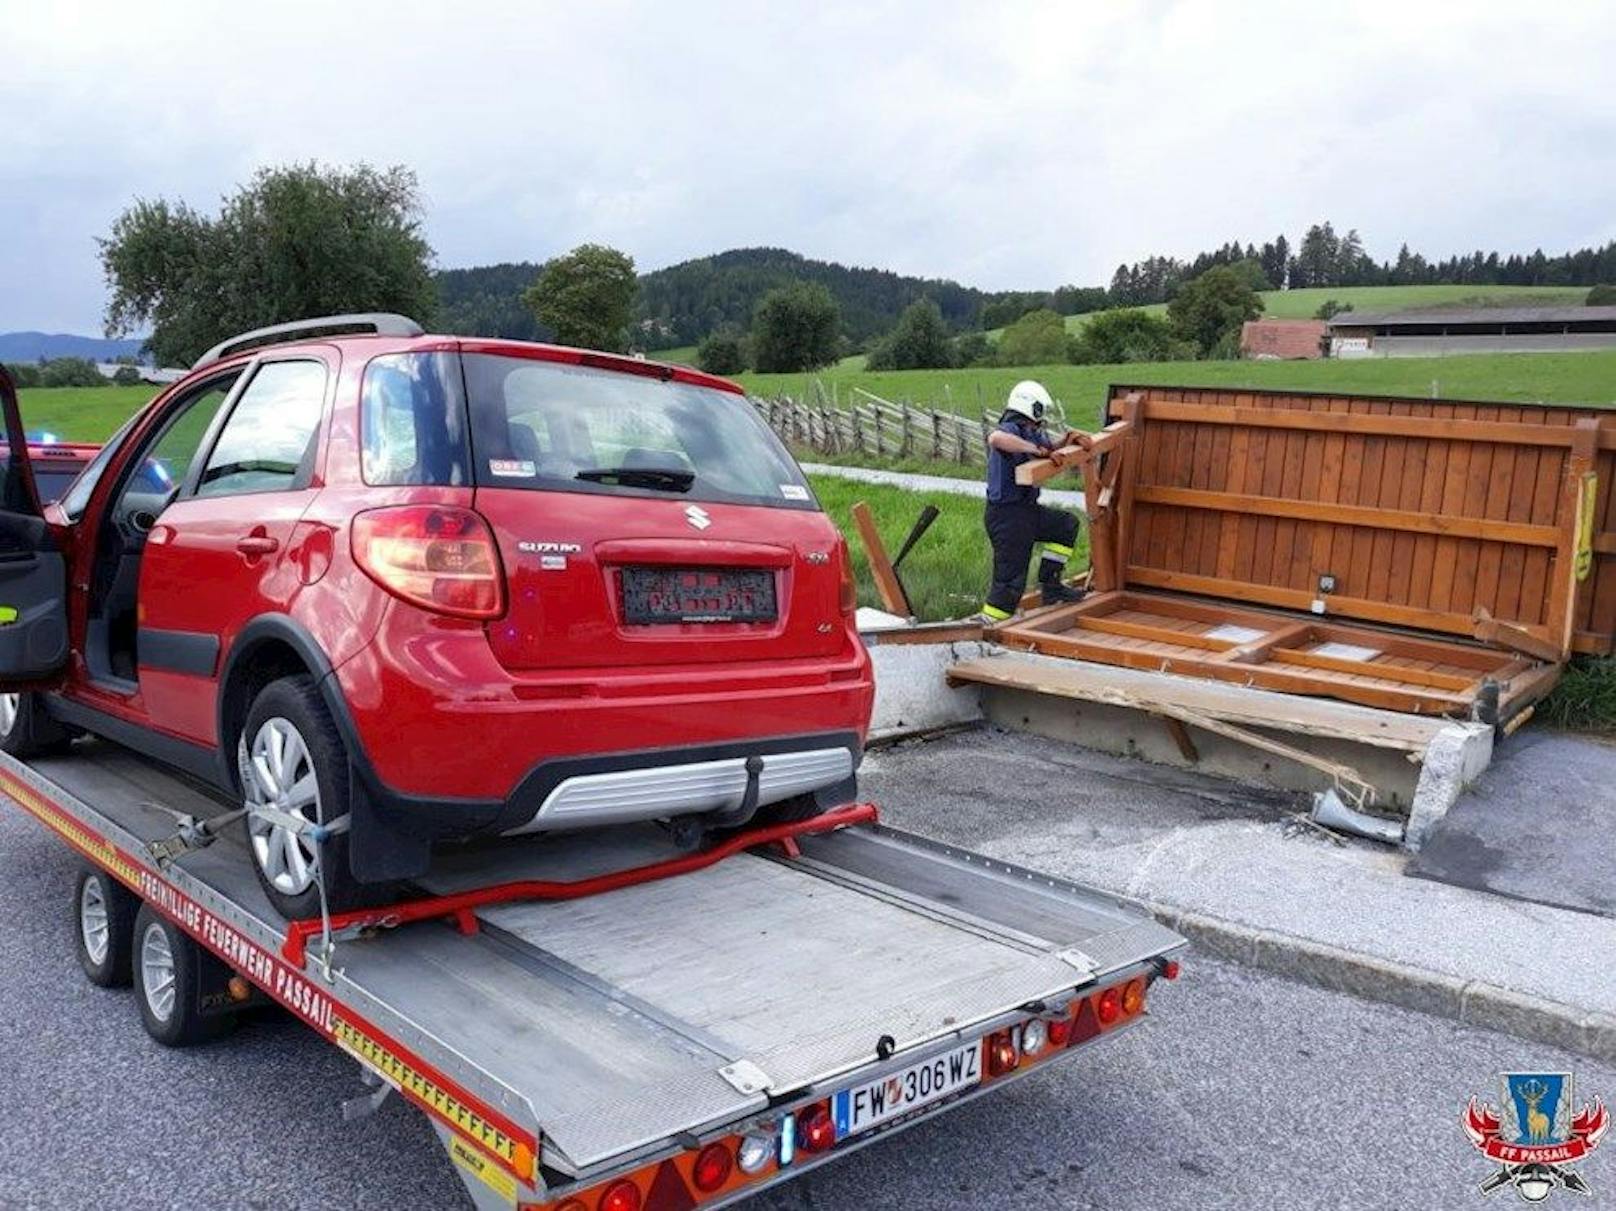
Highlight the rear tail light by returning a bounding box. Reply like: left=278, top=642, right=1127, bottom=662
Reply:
left=986, top=1031, right=1018, bottom=1076
left=351, top=505, right=505, bottom=620
left=692, top=1142, right=733, bottom=1192
left=598, top=1180, right=641, bottom=1211
left=797, top=1104, right=836, bottom=1153
left=1161, top=959, right=1181, bottom=980
left=1096, top=986, right=1121, bottom=1026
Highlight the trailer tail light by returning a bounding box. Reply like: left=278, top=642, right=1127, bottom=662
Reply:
left=552, top=1202, right=587, bottom=1211
left=1161, top=958, right=1181, bottom=980
left=351, top=505, right=506, bottom=620
left=737, top=1133, right=774, bottom=1174
left=1047, top=1014, right=1072, bottom=1047
left=1020, top=1018, right=1048, bottom=1057
left=986, top=1031, right=1017, bottom=1077
left=1096, top=986, right=1121, bottom=1026
left=692, top=1143, right=733, bottom=1193
left=797, top=1103, right=836, bottom=1153
left=597, top=1180, right=641, bottom=1211
left=1122, top=977, right=1146, bottom=1016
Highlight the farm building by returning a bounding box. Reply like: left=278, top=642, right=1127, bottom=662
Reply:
left=1327, top=305, right=1616, bottom=357
left=1240, top=319, right=1326, bottom=360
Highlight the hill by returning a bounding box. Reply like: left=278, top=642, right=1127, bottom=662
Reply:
left=984, top=285, right=1598, bottom=339
left=435, top=248, right=1018, bottom=350
left=0, top=332, right=148, bottom=363
left=633, top=247, right=1002, bottom=348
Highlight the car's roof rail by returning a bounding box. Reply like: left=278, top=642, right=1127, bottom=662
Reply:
left=192, top=313, right=424, bottom=369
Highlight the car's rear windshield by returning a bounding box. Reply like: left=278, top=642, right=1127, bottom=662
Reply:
left=362, top=351, right=815, bottom=509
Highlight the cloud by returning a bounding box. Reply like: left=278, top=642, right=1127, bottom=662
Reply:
left=2, top=0, right=1614, bottom=333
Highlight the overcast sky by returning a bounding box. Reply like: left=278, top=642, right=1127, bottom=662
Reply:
left=4, top=0, right=1614, bottom=335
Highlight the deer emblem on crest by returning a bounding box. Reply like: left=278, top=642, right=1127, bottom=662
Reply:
left=1519, top=1078, right=1553, bottom=1144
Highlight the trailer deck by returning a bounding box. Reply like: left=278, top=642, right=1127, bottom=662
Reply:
left=1, top=738, right=1183, bottom=1209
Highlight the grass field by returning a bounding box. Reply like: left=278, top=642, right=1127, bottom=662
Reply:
left=742, top=348, right=1616, bottom=430
left=808, top=472, right=1084, bottom=620
left=17, top=385, right=155, bottom=442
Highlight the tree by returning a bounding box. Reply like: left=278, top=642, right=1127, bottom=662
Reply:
left=1291, top=222, right=1340, bottom=289
left=1167, top=266, right=1264, bottom=356
left=750, top=282, right=841, bottom=372
left=1069, top=309, right=1195, bottom=365
left=2, top=363, right=41, bottom=389
left=952, top=331, right=994, bottom=367
left=523, top=243, right=637, bottom=352
left=40, top=358, right=106, bottom=388
left=1314, top=299, right=1354, bottom=320
left=1589, top=284, right=1616, bottom=305
left=101, top=162, right=436, bottom=367
left=994, top=308, right=1068, bottom=366
left=111, top=365, right=144, bottom=386
left=695, top=328, right=748, bottom=375
left=865, top=298, right=954, bottom=370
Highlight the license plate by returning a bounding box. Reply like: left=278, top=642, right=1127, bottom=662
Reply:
left=832, top=1041, right=982, bottom=1139
left=620, top=566, right=777, bottom=624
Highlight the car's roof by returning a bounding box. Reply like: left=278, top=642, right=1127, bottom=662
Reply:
left=198, top=333, right=746, bottom=398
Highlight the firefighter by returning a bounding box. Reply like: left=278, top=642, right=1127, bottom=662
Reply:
left=979, top=380, right=1085, bottom=621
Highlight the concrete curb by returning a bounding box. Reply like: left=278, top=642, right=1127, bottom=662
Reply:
left=1148, top=903, right=1616, bottom=1064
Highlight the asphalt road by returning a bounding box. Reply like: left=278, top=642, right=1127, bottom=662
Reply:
left=4, top=804, right=1614, bottom=1211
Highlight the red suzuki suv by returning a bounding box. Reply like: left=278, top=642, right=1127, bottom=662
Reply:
left=0, top=315, right=872, bottom=917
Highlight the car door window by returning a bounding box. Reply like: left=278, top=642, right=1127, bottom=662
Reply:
left=196, top=361, right=326, bottom=498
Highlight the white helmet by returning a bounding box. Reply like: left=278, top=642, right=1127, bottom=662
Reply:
left=1005, top=380, right=1054, bottom=425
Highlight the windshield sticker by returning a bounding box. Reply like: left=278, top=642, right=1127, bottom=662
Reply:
left=489, top=459, right=535, bottom=477
left=780, top=484, right=811, bottom=500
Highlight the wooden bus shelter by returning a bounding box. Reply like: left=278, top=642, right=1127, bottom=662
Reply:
left=989, top=384, right=1616, bottom=721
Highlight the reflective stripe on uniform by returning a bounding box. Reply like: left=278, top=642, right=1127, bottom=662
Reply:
left=1041, top=541, right=1075, bottom=562
left=980, top=603, right=1012, bottom=621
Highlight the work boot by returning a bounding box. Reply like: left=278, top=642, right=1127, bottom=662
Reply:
left=1040, top=581, right=1087, bottom=606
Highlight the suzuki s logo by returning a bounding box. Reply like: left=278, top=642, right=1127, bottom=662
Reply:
left=685, top=505, right=712, bottom=531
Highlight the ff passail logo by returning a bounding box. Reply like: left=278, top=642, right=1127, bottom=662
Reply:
left=1463, top=1072, right=1608, bottom=1201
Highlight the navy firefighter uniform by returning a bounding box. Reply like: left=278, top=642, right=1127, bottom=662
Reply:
left=981, top=380, right=1084, bottom=620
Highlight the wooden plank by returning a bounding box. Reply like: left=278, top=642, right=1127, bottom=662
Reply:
left=1217, top=621, right=1314, bottom=663
left=1132, top=485, right=1561, bottom=548
left=1071, top=614, right=1233, bottom=651
left=994, top=624, right=1473, bottom=715
left=1140, top=400, right=1583, bottom=447
left=946, top=655, right=1446, bottom=751
left=850, top=501, right=911, bottom=616
left=1159, top=715, right=1200, bottom=762
left=1268, top=649, right=1477, bottom=692
left=1124, top=565, right=1539, bottom=641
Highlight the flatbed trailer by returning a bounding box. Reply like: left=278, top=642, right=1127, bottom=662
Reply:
left=0, top=738, right=1185, bottom=1210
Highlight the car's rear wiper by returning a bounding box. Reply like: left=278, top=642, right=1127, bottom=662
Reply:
left=576, top=466, right=695, bottom=492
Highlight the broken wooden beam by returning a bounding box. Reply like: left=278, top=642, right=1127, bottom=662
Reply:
left=849, top=501, right=911, bottom=617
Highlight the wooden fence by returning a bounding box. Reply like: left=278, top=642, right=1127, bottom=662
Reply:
left=757, top=387, right=990, bottom=464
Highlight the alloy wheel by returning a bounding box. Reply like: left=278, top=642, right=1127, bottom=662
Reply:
left=80, top=876, right=109, bottom=966
left=140, top=921, right=176, bottom=1021
left=242, top=717, right=323, bottom=897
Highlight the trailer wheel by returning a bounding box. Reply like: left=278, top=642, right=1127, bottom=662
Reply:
left=0, top=692, right=72, bottom=759
left=239, top=675, right=363, bottom=920
left=74, top=867, right=136, bottom=988
left=132, top=904, right=231, bottom=1047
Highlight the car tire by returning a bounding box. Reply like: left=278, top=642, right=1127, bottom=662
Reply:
left=238, top=675, right=365, bottom=920
left=0, top=691, right=73, bottom=759
left=132, top=903, right=231, bottom=1047
left=74, top=866, right=137, bottom=988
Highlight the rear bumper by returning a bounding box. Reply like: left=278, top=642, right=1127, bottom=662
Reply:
left=331, top=612, right=873, bottom=836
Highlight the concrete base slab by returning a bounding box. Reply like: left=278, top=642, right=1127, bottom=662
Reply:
left=957, top=649, right=1492, bottom=844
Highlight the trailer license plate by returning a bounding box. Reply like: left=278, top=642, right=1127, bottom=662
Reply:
left=832, top=1041, right=982, bottom=1139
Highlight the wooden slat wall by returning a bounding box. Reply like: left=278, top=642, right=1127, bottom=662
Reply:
left=1105, top=385, right=1616, bottom=655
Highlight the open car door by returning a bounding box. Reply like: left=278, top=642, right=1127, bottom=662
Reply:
left=0, top=367, right=69, bottom=686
